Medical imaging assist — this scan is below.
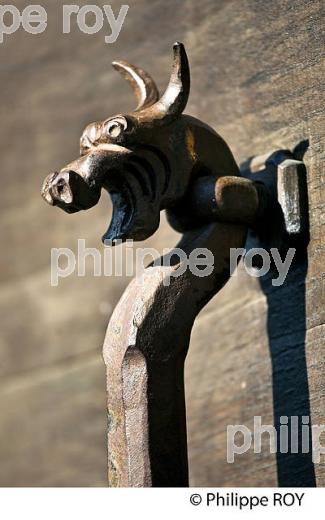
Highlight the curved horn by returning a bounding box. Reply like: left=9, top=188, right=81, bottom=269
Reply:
left=112, top=60, right=160, bottom=111
left=136, top=42, right=190, bottom=125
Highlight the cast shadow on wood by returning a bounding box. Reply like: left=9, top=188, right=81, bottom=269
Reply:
left=260, top=250, right=315, bottom=486
left=257, top=140, right=315, bottom=486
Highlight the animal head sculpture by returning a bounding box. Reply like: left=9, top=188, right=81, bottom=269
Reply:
left=42, top=42, right=239, bottom=242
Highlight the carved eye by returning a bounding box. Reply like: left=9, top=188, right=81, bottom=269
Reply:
left=104, top=117, right=128, bottom=139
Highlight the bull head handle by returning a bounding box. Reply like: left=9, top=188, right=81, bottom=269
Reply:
left=42, top=43, right=259, bottom=243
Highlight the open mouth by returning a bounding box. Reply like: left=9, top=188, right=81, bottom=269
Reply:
left=42, top=164, right=159, bottom=244
left=102, top=190, right=135, bottom=242
left=102, top=180, right=136, bottom=243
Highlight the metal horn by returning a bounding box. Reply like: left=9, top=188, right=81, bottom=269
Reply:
left=112, top=60, right=160, bottom=111
left=136, top=42, right=190, bottom=125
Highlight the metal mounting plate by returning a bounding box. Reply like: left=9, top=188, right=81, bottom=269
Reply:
left=240, top=149, right=309, bottom=259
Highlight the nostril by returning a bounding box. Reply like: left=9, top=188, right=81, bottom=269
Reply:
left=52, top=173, right=74, bottom=204
left=57, top=180, right=66, bottom=194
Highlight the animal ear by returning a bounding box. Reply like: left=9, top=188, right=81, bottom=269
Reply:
left=112, top=60, right=160, bottom=111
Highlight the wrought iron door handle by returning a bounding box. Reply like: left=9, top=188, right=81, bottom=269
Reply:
left=41, top=43, right=307, bottom=487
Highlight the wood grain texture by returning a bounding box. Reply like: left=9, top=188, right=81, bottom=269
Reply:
left=0, top=0, right=323, bottom=485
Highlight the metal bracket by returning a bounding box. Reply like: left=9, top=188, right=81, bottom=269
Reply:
left=240, top=149, right=309, bottom=263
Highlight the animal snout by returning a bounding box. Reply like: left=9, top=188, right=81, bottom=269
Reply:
left=42, top=169, right=101, bottom=213
left=42, top=171, right=74, bottom=207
